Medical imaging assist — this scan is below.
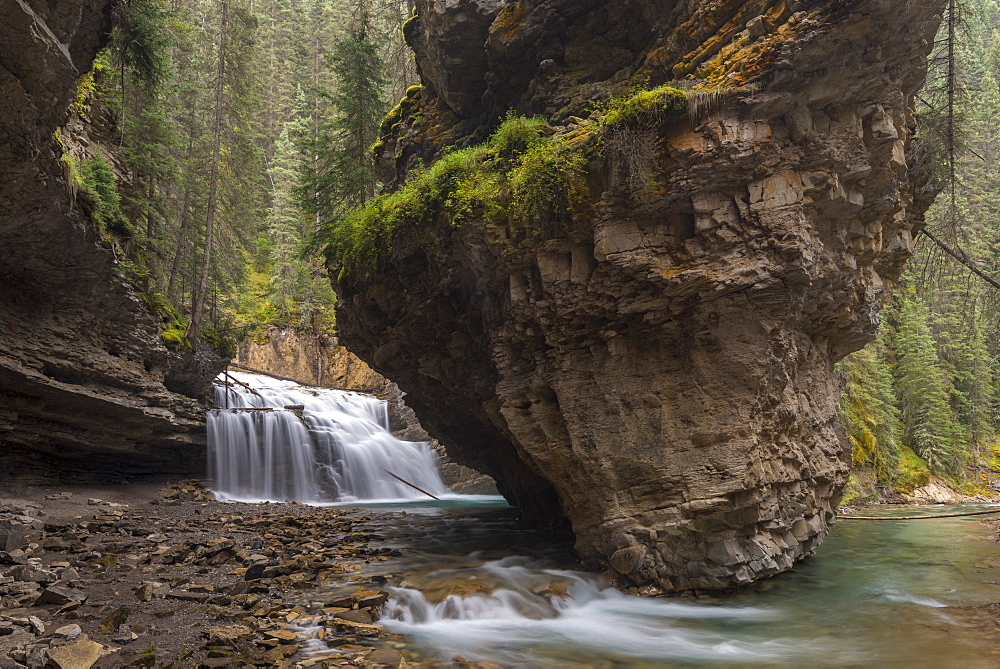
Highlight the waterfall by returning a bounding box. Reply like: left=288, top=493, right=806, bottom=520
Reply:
left=207, top=371, right=450, bottom=504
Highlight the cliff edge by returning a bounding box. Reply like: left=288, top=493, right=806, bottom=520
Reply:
left=332, top=0, right=944, bottom=590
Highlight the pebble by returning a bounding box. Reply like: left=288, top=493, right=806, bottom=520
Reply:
left=1, top=481, right=406, bottom=667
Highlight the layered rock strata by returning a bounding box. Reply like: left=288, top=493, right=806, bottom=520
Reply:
left=335, top=0, right=943, bottom=589
left=0, top=0, right=225, bottom=479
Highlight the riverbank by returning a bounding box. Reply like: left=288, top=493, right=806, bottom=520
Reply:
left=5, top=481, right=1000, bottom=668
left=0, top=480, right=479, bottom=669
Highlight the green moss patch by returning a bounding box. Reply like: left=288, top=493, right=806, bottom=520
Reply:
left=894, top=446, right=931, bottom=493
left=327, top=115, right=588, bottom=286
left=600, top=85, right=687, bottom=128
left=374, top=85, right=424, bottom=154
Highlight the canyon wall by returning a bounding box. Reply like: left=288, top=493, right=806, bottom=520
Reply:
left=0, top=0, right=226, bottom=480
left=334, top=0, right=944, bottom=590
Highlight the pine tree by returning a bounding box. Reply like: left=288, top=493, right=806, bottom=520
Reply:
left=267, top=123, right=307, bottom=314
left=301, top=7, right=388, bottom=228
left=838, top=336, right=902, bottom=484
left=887, top=292, right=969, bottom=476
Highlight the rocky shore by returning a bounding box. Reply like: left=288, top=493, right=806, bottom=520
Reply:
left=0, top=482, right=494, bottom=669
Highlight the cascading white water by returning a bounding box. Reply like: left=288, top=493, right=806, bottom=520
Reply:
left=207, top=371, right=450, bottom=504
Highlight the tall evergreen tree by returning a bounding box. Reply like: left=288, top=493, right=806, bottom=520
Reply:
left=886, top=292, right=969, bottom=476
left=838, top=337, right=902, bottom=484
left=301, top=7, right=388, bottom=228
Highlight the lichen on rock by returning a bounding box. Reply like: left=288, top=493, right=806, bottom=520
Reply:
left=333, top=0, right=943, bottom=591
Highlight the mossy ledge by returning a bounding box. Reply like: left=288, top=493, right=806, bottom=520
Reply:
left=600, top=85, right=687, bottom=128
left=328, top=115, right=592, bottom=286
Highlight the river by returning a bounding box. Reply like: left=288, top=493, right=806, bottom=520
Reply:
left=209, top=373, right=1000, bottom=666
left=299, top=499, right=1000, bottom=667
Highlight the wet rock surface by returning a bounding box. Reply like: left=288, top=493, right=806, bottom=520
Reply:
left=0, top=483, right=435, bottom=668
left=336, top=0, right=946, bottom=590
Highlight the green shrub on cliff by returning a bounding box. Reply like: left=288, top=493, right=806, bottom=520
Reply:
left=77, top=155, right=129, bottom=232
left=325, top=114, right=587, bottom=284
left=599, top=85, right=687, bottom=128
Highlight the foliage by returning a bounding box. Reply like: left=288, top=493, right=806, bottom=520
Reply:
left=300, top=9, right=388, bottom=228
left=110, top=0, right=171, bottom=92
left=324, top=115, right=587, bottom=284
left=886, top=291, right=968, bottom=476
left=76, top=156, right=129, bottom=232
left=62, top=0, right=418, bottom=357
left=837, top=336, right=901, bottom=484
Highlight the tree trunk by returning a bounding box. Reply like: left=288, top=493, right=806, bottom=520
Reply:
left=189, top=0, right=228, bottom=338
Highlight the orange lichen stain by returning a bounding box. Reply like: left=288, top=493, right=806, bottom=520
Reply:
left=660, top=268, right=688, bottom=279
left=492, top=1, right=527, bottom=43
left=666, top=132, right=708, bottom=153
left=671, top=0, right=774, bottom=79
left=694, top=17, right=807, bottom=89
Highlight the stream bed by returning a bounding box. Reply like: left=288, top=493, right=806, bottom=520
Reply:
left=301, top=499, right=1000, bottom=667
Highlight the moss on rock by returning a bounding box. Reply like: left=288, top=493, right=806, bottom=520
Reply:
left=330, top=115, right=589, bottom=285
left=600, top=85, right=688, bottom=128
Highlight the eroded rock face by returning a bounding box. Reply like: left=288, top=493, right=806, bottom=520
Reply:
left=337, top=0, right=942, bottom=590
left=0, top=0, right=226, bottom=479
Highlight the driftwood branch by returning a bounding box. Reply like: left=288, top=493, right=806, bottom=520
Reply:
left=840, top=507, right=1000, bottom=520
left=385, top=470, right=441, bottom=500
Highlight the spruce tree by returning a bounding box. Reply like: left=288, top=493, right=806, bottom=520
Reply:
left=301, top=7, right=388, bottom=228
left=838, top=337, right=902, bottom=484
left=887, top=292, right=969, bottom=476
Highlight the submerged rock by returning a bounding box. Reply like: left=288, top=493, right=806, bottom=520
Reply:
left=334, top=0, right=945, bottom=590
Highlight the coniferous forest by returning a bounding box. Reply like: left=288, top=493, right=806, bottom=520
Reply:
left=66, top=0, right=413, bottom=352
left=838, top=0, right=1000, bottom=500
left=67, top=0, right=999, bottom=498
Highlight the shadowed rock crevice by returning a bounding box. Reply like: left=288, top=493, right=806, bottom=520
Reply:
left=335, top=0, right=944, bottom=590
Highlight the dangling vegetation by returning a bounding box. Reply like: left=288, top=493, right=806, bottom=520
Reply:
left=323, top=114, right=588, bottom=285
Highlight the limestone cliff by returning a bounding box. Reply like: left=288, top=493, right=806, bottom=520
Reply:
left=333, top=0, right=944, bottom=590
left=0, top=0, right=226, bottom=479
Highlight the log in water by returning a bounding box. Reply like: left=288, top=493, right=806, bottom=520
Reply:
left=207, top=371, right=449, bottom=504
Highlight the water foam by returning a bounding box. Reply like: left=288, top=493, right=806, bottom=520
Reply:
left=372, top=557, right=829, bottom=666
left=208, top=371, right=450, bottom=504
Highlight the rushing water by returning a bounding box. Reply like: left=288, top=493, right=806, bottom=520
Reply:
left=207, top=372, right=1000, bottom=665
left=207, top=371, right=449, bottom=504
left=298, top=500, right=1000, bottom=667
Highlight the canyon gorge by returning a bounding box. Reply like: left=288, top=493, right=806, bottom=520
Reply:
left=1, top=0, right=946, bottom=593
